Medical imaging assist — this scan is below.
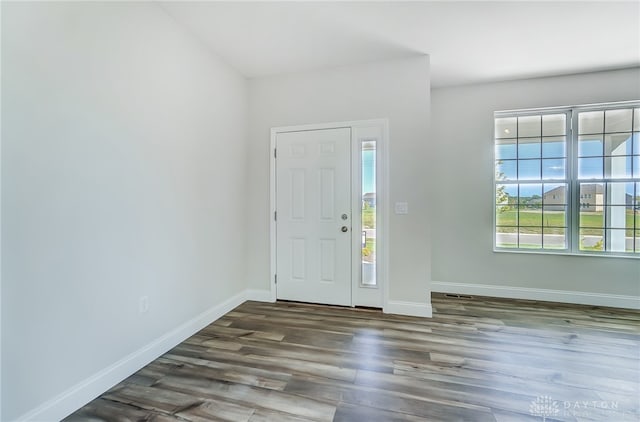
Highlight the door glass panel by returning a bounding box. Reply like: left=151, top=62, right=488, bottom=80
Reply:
left=361, top=140, right=377, bottom=286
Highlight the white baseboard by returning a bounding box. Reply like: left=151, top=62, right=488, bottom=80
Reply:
left=384, top=300, right=433, bottom=318
left=17, top=291, right=247, bottom=422
left=431, top=281, right=640, bottom=310
left=244, top=289, right=274, bottom=302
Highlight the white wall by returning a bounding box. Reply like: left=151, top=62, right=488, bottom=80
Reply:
left=1, top=3, right=248, bottom=420
left=431, top=68, right=640, bottom=305
left=2, top=3, right=635, bottom=418
left=247, top=56, right=431, bottom=309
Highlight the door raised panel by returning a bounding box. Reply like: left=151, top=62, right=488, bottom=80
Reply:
left=319, top=168, right=335, bottom=221
left=319, top=239, right=336, bottom=282
left=290, top=169, right=306, bottom=220
left=291, top=238, right=306, bottom=281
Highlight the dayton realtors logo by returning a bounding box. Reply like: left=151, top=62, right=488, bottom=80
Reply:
left=529, top=395, right=560, bottom=421
left=529, top=395, right=624, bottom=420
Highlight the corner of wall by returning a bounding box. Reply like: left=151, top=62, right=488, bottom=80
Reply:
left=384, top=299, right=433, bottom=318
left=15, top=290, right=248, bottom=422
left=245, top=289, right=274, bottom=303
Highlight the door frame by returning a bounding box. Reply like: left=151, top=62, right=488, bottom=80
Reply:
left=270, top=119, right=389, bottom=308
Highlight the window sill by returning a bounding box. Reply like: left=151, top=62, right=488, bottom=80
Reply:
left=493, top=248, right=639, bottom=259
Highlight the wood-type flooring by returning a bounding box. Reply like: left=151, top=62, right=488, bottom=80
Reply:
left=65, top=294, right=640, bottom=421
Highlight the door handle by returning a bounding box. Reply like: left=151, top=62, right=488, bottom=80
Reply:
left=341, top=226, right=349, bottom=232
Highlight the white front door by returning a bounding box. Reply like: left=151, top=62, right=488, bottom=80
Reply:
left=275, top=127, right=352, bottom=306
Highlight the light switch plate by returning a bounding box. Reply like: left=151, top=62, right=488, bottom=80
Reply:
left=395, top=202, right=409, bottom=214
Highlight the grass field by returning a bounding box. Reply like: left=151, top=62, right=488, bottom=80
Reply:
left=496, top=208, right=639, bottom=235
left=363, top=206, right=375, bottom=229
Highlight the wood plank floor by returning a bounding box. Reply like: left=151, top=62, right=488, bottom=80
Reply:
left=65, top=294, right=640, bottom=421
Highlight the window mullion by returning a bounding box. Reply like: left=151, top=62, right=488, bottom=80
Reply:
left=569, top=110, right=579, bottom=254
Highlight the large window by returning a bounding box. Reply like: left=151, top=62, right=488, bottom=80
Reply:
left=494, top=102, right=640, bottom=256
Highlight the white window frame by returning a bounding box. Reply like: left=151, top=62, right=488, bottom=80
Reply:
left=494, top=100, right=640, bottom=258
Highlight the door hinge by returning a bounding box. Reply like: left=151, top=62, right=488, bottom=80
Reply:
left=274, top=148, right=277, bottom=158
left=274, top=211, right=277, bottom=221
left=274, top=274, right=277, bottom=284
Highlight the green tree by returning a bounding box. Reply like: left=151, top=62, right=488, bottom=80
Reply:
left=495, top=160, right=511, bottom=213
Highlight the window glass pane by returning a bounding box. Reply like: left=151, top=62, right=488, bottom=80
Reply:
left=495, top=117, right=517, bottom=139
left=605, top=108, right=633, bottom=133
left=542, top=159, right=565, bottom=180
left=519, top=183, right=542, bottom=204
left=361, top=141, right=376, bottom=286
left=579, top=183, right=604, bottom=215
left=543, top=183, right=567, bottom=205
left=543, top=206, right=566, bottom=227
left=607, top=182, right=634, bottom=205
left=496, top=184, right=517, bottom=204
left=496, top=160, right=516, bottom=180
left=518, top=160, right=541, bottom=180
left=518, top=115, right=541, bottom=137
left=542, top=114, right=566, bottom=136
left=578, top=157, right=603, bottom=179
left=519, top=205, right=542, bottom=227
left=518, top=138, right=540, bottom=159
left=605, top=206, right=631, bottom=230
left=519, top=228, right=541, bottom=249
left=580, top=208, right=604, bottom=228
left=496, top=207, right=516, bottom=226
left=542, top=136, right=566, bottom=158
left=543, top=228, right=566, bottom=249
left=580, top=229, right=604, bottom=251
left=606, top=229, right=629, bottom=253
left=495, top=138, right=517, bottom=160
left=579, top=111, right=604, bottom=134
left=604, top=133, right=633, bottom=156
left=634, top=133, right=639, bottom=155
left=604, top=156, right=632, bottom=178
left=634, top=109, right=640, bottom=131
left=578, top=135, right=603, bottom=156
left=634, top=155, right=640, bottom=178
left=636, top=230, right=640, bottom=253
left=496, top=227, right=517, bottom=248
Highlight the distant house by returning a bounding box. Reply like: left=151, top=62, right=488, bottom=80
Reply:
left=542, top=184, right=637, bottom=212
left=578, top=184, right=604, bottom=212
left=542, top=186, right=567, bottom=211
left=363, top=192, right=376, bottom=207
